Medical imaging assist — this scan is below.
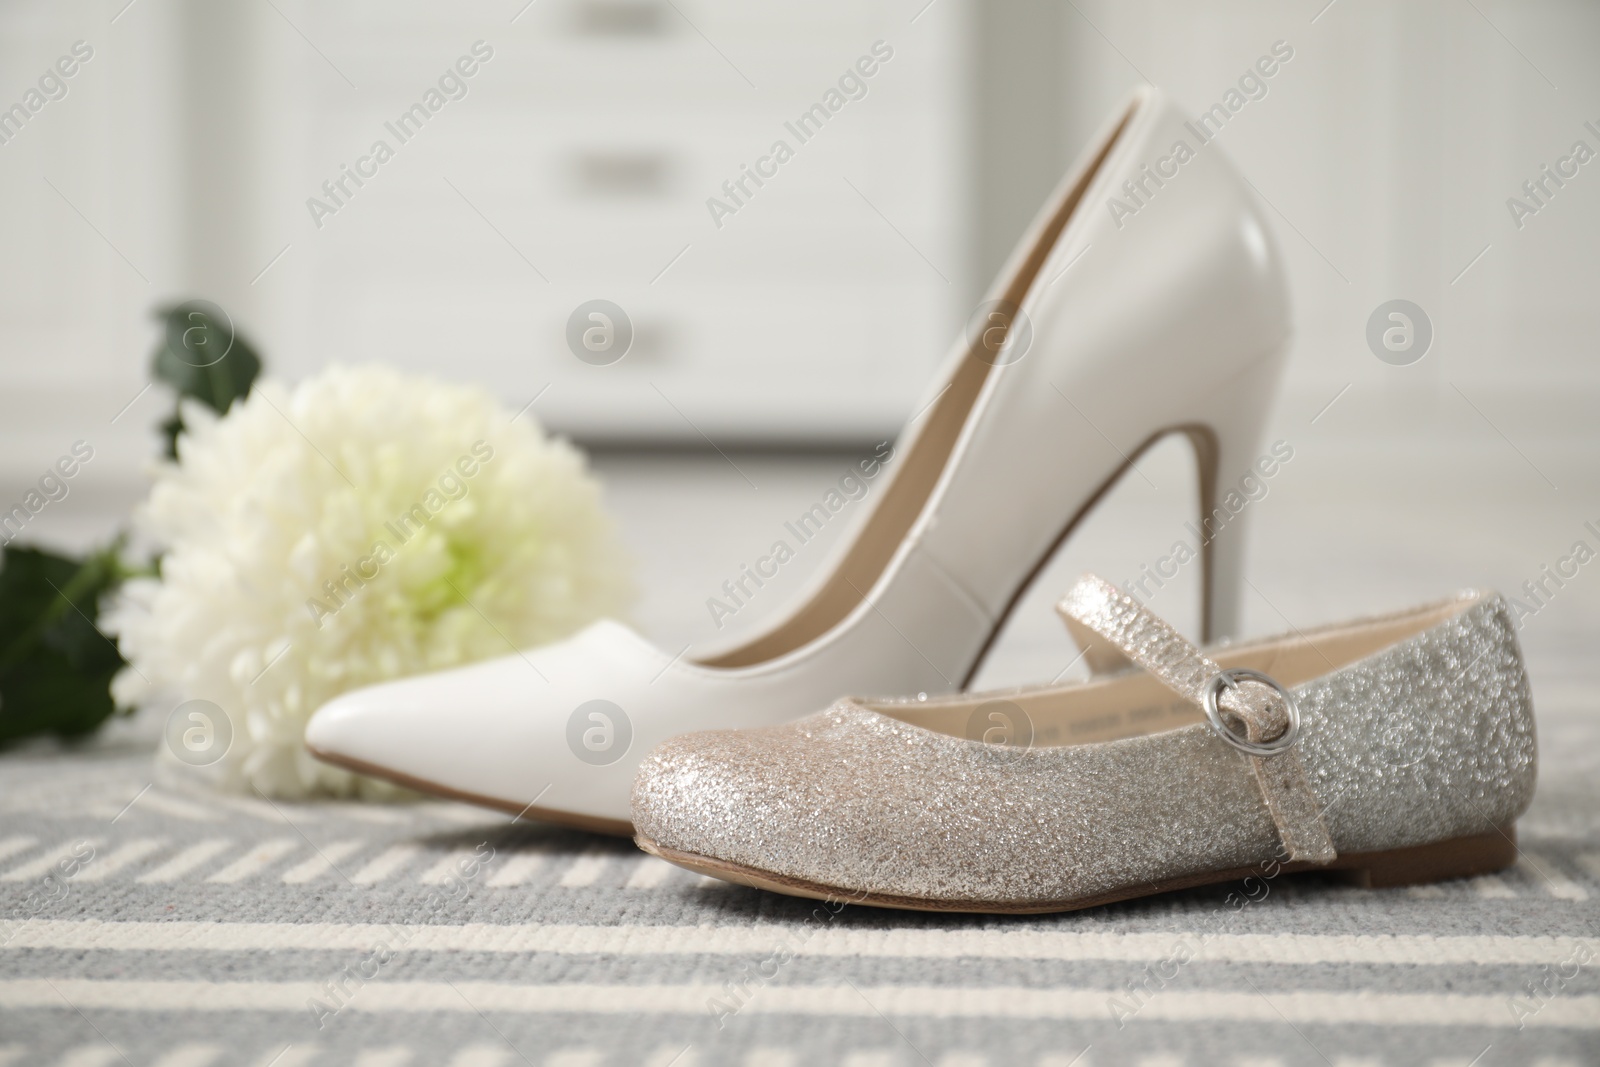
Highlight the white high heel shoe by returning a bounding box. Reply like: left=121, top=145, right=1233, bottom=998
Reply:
left=305, top=86, right=1293, bottom=832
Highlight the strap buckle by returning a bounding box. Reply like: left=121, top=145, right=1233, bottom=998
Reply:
left=1201, top=667, right=1301, bottom=757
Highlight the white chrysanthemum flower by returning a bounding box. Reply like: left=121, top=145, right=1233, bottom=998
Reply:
left=105, top=364, right=634, bottom=798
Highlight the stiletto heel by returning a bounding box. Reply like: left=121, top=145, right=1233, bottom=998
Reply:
left=1184, top=344, right=1290, bottom=643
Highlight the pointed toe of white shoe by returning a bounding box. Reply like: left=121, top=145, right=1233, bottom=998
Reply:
left=305, top=619, right=664, bottom=834
left=307, top=616, right=935, bottom=834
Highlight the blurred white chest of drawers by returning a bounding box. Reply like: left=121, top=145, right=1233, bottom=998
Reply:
left=285, top=0, right=970, bottom=444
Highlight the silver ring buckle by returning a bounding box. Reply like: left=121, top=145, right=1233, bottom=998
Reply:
left=1201, top=667, right=1300, bottom=757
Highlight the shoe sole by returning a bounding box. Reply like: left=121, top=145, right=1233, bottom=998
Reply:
left=635, top=825, right=1518, bottom=914
left=305, top=742, right=635, bottom=837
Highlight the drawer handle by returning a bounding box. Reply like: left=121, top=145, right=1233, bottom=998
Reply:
left=575, top=152, right=671, bottom=195
left=574, top=0, right=668, bottom=37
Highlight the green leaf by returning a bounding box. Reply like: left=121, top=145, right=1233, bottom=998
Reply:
left=0, top=542, right=129, bottom=745
left=152, top=301, right=262, bottom=459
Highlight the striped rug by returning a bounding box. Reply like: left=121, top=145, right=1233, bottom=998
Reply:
left=2, top=701, right=1596, bottom=1067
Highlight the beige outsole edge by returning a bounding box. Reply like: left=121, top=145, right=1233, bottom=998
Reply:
left=635, top=825, right=1519, bottom=915
left=305, top=742, right=635, bottom=838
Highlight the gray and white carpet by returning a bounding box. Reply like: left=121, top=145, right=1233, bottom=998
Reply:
left=2, top=694, right=1597, bottom=1067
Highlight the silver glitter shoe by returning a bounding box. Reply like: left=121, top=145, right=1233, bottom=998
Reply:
left=631, top=574, right=1537, bottom=913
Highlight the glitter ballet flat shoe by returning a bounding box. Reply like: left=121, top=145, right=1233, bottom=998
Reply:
left=306, top=84, right=1293, bottom=832
left=632, top=574, right=1537, bottom=913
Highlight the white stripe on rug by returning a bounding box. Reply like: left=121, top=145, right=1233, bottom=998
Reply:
left=205, top=839, right=297, bottom=884
left=53, top=1046, right=122, bottom=1067
left=485, top=851, right=546, bottom=888
left=150, top=1044, right=224, bottom=1067
left=352, top=845, right=421, bottom=886
left=557, top=851, right=609, bottom=888
left=1522, top=852, right=1589, bottom=901
left=74, top=839, right=166, bottom=882
left=545, top=1051, right=602, bottom=1067
left=1, top=840, right=99, bottom=882
left=623, top=857, right=676, bottom=890
left=248, top=1045, right=315, bottom=1067
left=0, top=980, right=1594, bottom=1028
left=4, top=920, right=1592, bottom=967
left=445, top=1044, right=512, bottom=1067
left=280, top=841, right=364, bottom=885
left=419, top=850, right=481, bottom=886
left=137, top=792, right=224, bottom=824
left=0, top=837, right=38, bottom=865
left=137, top=840, right=231, bottom=884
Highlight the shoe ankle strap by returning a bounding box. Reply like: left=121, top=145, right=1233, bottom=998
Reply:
left=1058, top=574, right=1337, bottom=865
